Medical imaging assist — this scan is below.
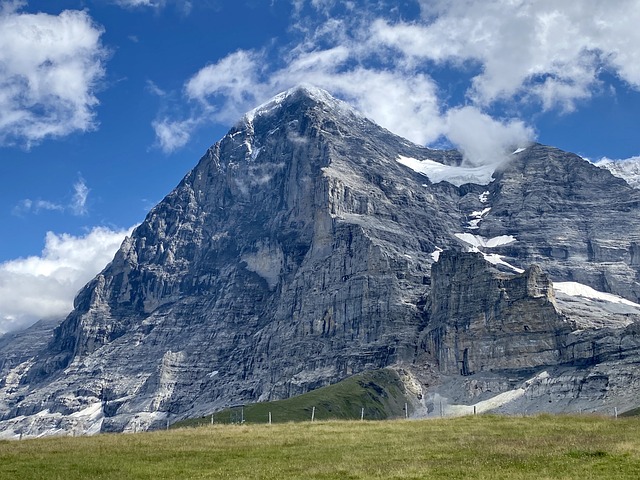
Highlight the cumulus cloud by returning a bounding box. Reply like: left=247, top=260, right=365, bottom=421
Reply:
left=445, top=107, right=535, bottom=166
left=0, top=3, right=107, bottom=147
left=154, top=0, right=640, bottom=164
left=154, top=37, right=446, bottom=149
left=153, top=118, right=197, bottom=153
left=0, top=225, right=135, bottom=334
left=375, top=0, right=640, bottom=111
left=184, top=50, right=267, bottom=124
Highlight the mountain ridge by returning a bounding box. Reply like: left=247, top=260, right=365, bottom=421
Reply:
left=2, top=86, right=640, bottom=438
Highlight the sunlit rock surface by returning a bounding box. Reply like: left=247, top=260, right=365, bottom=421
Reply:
left=2, top=86, right=640, bottom=438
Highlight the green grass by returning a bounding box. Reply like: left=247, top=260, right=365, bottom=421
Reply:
left=620, top=406, right=640, bottom=417
left=173, top=368, right=411, bottom=428
left=2, top=415, right=640, bottom=479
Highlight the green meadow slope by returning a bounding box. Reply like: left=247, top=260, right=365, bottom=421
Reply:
left=173, top=368, right=412, bottom=427
left=2, top=415, right=640, bottom=479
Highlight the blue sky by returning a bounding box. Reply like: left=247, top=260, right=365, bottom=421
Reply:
left=1, top=0, right=640, bottom=333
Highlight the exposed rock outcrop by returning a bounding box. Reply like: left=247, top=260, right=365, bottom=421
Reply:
left=420, top=251, right=573, bottom=376
left=2, top=86, right=640, bottom=438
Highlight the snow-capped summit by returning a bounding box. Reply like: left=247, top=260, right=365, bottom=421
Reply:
left=596, top=156, right=640, bottom=189
left=3, top=87, right=640, bottom=439
left=241, top=84, right=363, bottom=125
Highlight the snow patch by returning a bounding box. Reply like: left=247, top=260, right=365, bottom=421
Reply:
left=454, top=233, right=523, bottom=273
left=596, top=156, right=640, bottom=189
left=444, top=371, right=549, bottom=416
left=554, top=282, right=640, bottom=308
left=512, top=147, right=527, bottom=154
left=431, top=247, right=443, bottom=262
left=251, top=146, right=262, bottom=161
left=397, top=155, right=497, bottom=187
left=454, top=233, right=516, bottom=248
left=482, top=253, right=525, bottom=273
left=243, top=84, right=361, bottom=125
left=479, top=191, right=490, bottom=203
left=467, top=207, right=491, bottom=230
left=244, top=139, right=253, bottom=157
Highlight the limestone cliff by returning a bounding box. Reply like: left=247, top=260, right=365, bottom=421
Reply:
left=2, top=86, right=640, bottom=438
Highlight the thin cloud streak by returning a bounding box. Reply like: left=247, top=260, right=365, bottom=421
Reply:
left=13, top=177, right=92, bottom=217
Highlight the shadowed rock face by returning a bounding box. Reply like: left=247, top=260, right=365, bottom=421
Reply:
left=484, top=145, right=640, bottom=301
left=2, top=86, right=640, bottom=436
left=421, top=251, right=573, bottom=376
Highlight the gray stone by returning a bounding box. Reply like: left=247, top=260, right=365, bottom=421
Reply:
left=3, top=86, right=640, bottom=437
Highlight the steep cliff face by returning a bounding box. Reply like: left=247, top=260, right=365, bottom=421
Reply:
left=416, top=250, right=640, bottom=417
left=0, top=87, right=465, bottom=435
left=421, top=251, right=573, bottom=375
left=2, top=86, right=640, bottom=438
left=479, top=145, right=640, bottom=301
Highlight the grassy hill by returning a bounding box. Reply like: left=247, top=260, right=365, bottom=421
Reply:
left=2, top=415, right=640, bottom=479
left=620, top=406, right=640, bottom=417
left=173, top=368, right=412, bottom=428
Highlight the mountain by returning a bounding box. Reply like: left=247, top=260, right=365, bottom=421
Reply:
left=2, top=86, right=640, bottom=438
left=596, top=157, right=640, bottom=189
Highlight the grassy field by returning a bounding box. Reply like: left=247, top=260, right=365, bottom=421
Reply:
left=173, top=368, right=411, bottom=428
left=1, top=415, right=640, bottom=479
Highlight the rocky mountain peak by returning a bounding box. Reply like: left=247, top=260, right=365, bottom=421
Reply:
left=3, top=88, right=640, bottom=438
left=241, top=84, right=362, bottom=126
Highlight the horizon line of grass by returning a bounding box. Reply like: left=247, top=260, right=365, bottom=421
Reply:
left=2, top=414, right=640, bottom=479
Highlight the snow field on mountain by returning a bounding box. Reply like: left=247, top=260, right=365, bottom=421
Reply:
left=396, top=155, right=497, bottom=186
left=554, top=282, right=640, bottom=308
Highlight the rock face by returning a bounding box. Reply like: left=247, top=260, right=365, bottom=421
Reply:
left=2, top=86, right=640, bottom=437
left=421, top=252, right=572, bottom=376
left=416, top=251, right=640, bottom=418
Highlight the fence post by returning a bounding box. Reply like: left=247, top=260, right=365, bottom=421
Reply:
left=269, top=412, right=272, bottom=425
left=311, top=406, right=316, bottom=422
left=361, top=407, right=364, bottom=421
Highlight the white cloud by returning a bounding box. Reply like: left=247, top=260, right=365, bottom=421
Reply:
left=13, top=177, right=92, bottom=217
left=118, top=0, right=157, bottom=5
left=152, top=118, right=197, bottom=153
left=152, top=50, right=269, bottom=152
left=154, top=0, right=640, bottom=164
left=0, top=225, right=135, bottom=334
left=160, top=44, right=445, bottom=148
left=0, top=4, right=107, bottom=146
left=12, top=199, right=64, bottom=216
left=146, top=80, right=167, bottom=97
left=374, top=0, right=640, bottom=111
left=71, top=178, right=90, bottom=216
left=185, top=50, right=267, bottom=123
left=445, top=106, right=535, bottom=166
left=113, top=0, right=193, bottom=15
